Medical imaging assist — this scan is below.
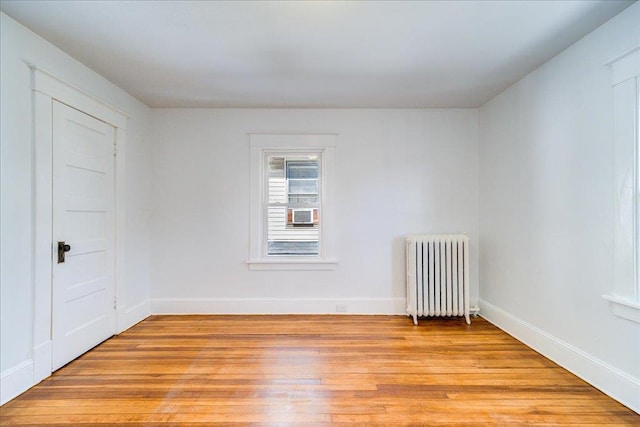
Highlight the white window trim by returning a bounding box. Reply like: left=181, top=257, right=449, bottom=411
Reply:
left=604, top=46, right=640, bottom=323
left=248, top=133, right=338, bottom=270
left=602, top=295, right=640, bottom=323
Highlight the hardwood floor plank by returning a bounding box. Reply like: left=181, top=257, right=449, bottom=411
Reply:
left=1, top=315, right=637, bottom=425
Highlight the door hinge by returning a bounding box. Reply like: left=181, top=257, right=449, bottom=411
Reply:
left=113, top=297, right=118, bottom=310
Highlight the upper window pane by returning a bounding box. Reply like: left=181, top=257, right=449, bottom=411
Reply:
left=286, top=158, right=319, bottom=203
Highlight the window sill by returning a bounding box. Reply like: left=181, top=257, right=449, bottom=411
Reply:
left=247, top=258, right=338, bottom=271
left=602, top=295, right=640, bottom=323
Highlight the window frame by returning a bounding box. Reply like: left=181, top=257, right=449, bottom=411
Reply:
left=248, top=133, right=338, bottom=270
left=604, top=46, right=640, bottom=323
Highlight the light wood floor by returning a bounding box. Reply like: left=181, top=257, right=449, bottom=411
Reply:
left=1, top=315, right=638, bottom=425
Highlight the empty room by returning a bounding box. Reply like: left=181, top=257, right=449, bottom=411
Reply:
left=1, top=0, right=639, bottom=424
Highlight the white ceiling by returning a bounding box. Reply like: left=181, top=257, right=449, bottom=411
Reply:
left=1, top=0, right=635, bottom=108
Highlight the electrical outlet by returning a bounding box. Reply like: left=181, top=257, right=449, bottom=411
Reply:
left=336, top=304, right=347, bottom=313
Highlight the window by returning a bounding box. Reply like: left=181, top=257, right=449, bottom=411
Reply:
left=604, top=46, right=640, bottom=323
left=248, top=133, right=337, bottom=270
left=636, top=78, right=640, bottom=296
left=267, top=154, right=320, bottom=256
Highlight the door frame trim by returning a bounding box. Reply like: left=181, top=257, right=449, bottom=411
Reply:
left=31, top=65, right=128, bottom=384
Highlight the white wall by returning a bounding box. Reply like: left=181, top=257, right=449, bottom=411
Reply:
left=150, top=109, right=479, bottom=314
left=479, top=3, right=640, bottom=412
left=0, top=13, right=152, bottom=403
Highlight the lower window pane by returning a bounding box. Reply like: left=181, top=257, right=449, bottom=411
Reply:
left=267, top=206, right=319, bottom=255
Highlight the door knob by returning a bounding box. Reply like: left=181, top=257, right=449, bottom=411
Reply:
left=57, top=241, right=71, bottom=263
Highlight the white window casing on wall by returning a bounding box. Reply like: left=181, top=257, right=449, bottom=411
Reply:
left=248, top=133, right=338, bottom=270
left=604, top=46, right=640, bottom=323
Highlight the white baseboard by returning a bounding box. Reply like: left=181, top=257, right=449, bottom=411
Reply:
left=151, top=297, right=406, bottom=315
left=0, top=360, right=34, bottom=405
left=479, top=299, right=640, bottom=414
left=116, top=299, right=151, bottom=333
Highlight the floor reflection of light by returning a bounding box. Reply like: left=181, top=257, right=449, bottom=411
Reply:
left=259, top=346, right=326, bottom=422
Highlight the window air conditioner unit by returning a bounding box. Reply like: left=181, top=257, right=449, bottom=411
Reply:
left=292, top=208, right=314, bottom=225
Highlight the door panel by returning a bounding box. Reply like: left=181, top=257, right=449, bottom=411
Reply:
left=52, top=101, right=116, bottom=371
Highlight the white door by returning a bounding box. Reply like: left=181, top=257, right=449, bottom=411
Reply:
left=52, top=100, right=116, bottom=370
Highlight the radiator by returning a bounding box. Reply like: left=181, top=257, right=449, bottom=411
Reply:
left=406, top=234, right=470, bottom=325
